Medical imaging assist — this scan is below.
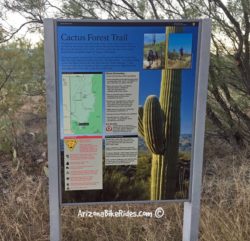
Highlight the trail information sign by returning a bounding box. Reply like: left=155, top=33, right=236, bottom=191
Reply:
left=44, top=19, right=211, bottom=241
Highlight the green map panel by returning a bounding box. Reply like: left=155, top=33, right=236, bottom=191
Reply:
left=63, top=73, right=102, bottom=135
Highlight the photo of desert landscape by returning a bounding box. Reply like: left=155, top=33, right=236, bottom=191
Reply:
left=167, top=33, right=192, bottom=69
left=143, top=33, right=165, bottom=69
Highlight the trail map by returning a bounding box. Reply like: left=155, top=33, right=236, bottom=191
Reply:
left=63, top=73, right=102, bottom=135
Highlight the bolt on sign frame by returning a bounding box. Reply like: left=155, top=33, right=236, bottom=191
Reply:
left=44, top=19, right=211, bottom=241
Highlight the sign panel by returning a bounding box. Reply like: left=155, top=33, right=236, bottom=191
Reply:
left=56, top=21, right=200, bottom=203
left=62, top=73, right=103, bottom=135
left=64, top=136, right=103, bottom=191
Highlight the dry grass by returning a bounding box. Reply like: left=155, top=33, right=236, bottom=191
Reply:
left=200, top=144, right=250, bottom=241
left=0, top=141, right=250, bottom=241
left=0, top=170, right=49, bottom=241
left=62, top=204, right=183, bottom=241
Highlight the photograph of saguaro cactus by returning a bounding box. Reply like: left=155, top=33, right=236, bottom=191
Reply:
left=139, top=26, right=192, bottom=200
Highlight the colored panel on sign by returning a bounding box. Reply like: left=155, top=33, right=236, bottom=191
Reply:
left=63, top=73, right=102, bottom=135
left=64, top=136, right=103, bottom=191
left=56, top=21, right=200, bottom=203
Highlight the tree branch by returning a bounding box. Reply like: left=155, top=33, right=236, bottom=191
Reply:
left=121, top=0, right=144, bottom=19
left=0, top=67, right=14, bottom=91
left=0, top=20, right=42, bottom=43
left=148, top=0, right=160, bottom=19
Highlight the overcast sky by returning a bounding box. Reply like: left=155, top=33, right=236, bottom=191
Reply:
left=0, top=0, right=58, bottom=44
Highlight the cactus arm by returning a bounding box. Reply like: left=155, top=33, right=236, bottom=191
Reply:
left=138, top=106, right=144, bottom=138
left=143, top=95, right=165, bottom=155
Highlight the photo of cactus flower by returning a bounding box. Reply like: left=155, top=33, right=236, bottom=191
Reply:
left=167, top=33, right=193, bottom=69
left=143, top=33, right=166, bottom=69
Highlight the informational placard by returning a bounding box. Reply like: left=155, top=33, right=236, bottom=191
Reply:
left=64, top=136, right=102, bottom=191
left=55, top=21, right=200, bottom=203
left=62, top=73, right=103, bottom=135
left=105, top=136, right=138, bottom=166
left=105, top=72, right=139, bottom=134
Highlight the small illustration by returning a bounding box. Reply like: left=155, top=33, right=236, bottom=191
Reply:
left=106, top=125, right=113, bottom=132
left=65, top=139, right=77, bottom=151
left=167, top=33, right=192, bottom=69
left=143, top=33, right=166, bottom=69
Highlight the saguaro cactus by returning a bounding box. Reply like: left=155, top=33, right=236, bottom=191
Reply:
left=139, top=26, right=182, bottom=200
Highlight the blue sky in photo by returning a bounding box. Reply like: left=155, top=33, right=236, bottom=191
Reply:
left=168, top=33, right=192, bottom=54
left=144, top=33, right=165, bottom=45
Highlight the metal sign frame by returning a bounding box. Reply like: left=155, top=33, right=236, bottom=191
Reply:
left=44, top=18, right=211, bottom=241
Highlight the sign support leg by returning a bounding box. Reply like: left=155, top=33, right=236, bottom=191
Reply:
left=44, top=18, right=62, bottom=241
left=182, top=19, right=211, bottom=241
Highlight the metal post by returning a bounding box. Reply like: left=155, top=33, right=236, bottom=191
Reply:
left=182, top=19, right=212, bottom=241
left=44, top=18, right=62, bottom=241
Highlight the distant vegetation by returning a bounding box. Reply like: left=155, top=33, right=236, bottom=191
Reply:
left=167, top=52, right=192, bottom=68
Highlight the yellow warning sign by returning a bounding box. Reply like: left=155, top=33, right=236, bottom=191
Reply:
left=65, top=139, right=77, bottom=151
